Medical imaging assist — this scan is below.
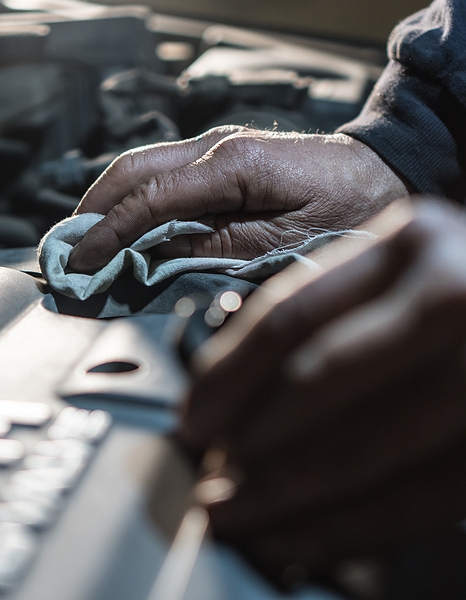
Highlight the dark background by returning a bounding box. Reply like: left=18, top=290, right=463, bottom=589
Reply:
left=97, top=0, right=429, bottom=44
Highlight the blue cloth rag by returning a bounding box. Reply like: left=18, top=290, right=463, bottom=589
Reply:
left=39, top=213, right=374, bottom=301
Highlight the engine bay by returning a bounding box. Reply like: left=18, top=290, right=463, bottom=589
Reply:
left=0, top=0, right=385, bottom=248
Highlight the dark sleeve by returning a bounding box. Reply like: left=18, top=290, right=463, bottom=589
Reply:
left=337, top=0, right=466, bottom=201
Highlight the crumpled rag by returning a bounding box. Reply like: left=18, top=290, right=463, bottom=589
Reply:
left=39, top=213, right=374, bottom=301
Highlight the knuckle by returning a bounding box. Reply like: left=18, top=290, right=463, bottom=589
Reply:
left=127, top=183, right=150, bottom=209
left=198, top=126, right=253, bottom=155
left=204, top=125, right=252, bottom=142
left=215, top=136, right=245, bottom=159
left=127, top=176, right=161, bottom=218
left=107, top=151, right=138, bottom=181
left=208, top=136, right=266, bottom=192
left=215, top=133, right=262, bottom=162
left=103, top=178, right=160, bottom=247
left=104, top=202, right=136, bottom=247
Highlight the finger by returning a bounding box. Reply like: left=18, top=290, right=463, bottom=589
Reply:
left=182, top=201, right=418, bottom=448
left=205, top=355, right=466, bottom=535
left=225, top=251, right=466, bottom=462
left=181, top=235, right=407, bottom=448
left=228, top=274, right=466, bottom=460
left=188, top=198, right=414, bottom=377
left=155, top=214, right=284, bottom=260
left=69, top=134, right=265, bottom=272
left=75, top=126, right=249, bottom=216
left=155, top=190, right=398, bottom=261
left=239, top=439, right=466, bottom=573
left=155, top=210, right=337, bottom=260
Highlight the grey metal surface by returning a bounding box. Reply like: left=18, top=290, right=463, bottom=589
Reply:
left=0, top=259, right=346, bottom=600
left=8, top=427, right=175, bottom=600
left=57, top=315, right=188, bottom=409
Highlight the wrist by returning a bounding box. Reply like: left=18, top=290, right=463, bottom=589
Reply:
left=344, top=133, right=409, bottom=205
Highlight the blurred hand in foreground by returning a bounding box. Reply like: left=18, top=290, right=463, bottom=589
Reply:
left=181, top=197, right=466, bottom=577
left=68, top=126, right=406, bottom=272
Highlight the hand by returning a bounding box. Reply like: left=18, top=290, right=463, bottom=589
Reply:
left=181, top=198, right=466, bottom=577
left=68, top=126, right=406, bottom=272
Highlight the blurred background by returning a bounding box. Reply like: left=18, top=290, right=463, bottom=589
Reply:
left=97, top=0, right=428, bottom=44
left=0, top=0, right=429, bottom=251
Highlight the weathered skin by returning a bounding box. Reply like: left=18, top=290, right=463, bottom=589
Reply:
left=68, top=127, right=407, bottom=272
